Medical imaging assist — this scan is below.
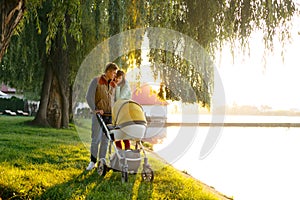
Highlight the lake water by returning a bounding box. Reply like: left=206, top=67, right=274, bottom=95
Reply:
left=150, top=116, right=300, bottom=200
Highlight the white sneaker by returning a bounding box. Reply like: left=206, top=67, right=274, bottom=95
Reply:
left=86, top=162, right=95, bottom=171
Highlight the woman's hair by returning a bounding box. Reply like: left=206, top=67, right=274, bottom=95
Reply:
left=116, top=70, right=124, bottom=77
left=116, top=70, right=126, bottom=86
left=104, top=62, right=118, bottom=73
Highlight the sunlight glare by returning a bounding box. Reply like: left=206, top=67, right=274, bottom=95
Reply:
left=217, top=15, right=300, bottom=110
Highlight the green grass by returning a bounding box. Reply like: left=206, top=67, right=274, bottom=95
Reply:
left=0, top=116, right=227, bottom=200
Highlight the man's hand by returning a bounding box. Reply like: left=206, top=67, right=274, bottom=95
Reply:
left=95, top=110, right=104, bottom=115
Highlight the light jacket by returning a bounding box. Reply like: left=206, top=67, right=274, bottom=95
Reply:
left=115, top=80, right=132, bottom=101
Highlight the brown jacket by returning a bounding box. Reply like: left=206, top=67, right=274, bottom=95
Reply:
left=86, top=74, right=117, bottom=113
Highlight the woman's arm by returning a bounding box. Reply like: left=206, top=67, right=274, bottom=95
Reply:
left=119, top=81, right=132, bottom=100
left=115, top=86, right=121, bottom=101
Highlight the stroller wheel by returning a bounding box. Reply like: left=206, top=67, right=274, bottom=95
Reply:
left=121, top=166, right=128, bottom=183
left=97, top=159, right=107, bottom=177
left=141, top=166, right=154, bottom=182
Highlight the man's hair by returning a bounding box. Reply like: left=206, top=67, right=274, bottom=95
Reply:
left=104, top=62, right=118, bottom=72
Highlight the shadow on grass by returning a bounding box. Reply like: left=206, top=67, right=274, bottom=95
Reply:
left=0, top=184, right=19, bottom=200
left=35, top=169, right=154, bottom=200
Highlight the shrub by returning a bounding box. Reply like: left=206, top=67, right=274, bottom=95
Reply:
left=0, top=96, right=24, bottom=112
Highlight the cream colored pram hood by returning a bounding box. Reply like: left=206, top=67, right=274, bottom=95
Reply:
left=111, top=100, right=147, bottom=140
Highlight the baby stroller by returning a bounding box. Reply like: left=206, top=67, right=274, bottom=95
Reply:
left=96, top=99, right=154, bottom=182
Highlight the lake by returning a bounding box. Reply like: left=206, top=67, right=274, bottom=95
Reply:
left=150, top=115, right=300, bottom=200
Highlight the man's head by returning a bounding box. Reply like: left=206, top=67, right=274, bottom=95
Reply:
left=104, top=62, right=118, bottom=80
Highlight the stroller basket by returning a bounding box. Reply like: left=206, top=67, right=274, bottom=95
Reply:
left=110, top=149, right=141, bottom=173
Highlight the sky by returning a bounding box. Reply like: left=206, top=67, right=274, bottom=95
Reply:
left=217, top=15, right=300, bottom=110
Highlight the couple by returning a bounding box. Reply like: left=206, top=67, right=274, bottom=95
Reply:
left=85, top=62, right=131, bottom=171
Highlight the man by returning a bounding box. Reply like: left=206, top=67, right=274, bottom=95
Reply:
left=85, top=62, right=118, bottom=170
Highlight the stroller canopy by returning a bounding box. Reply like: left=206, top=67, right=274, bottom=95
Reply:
left=112, top=100, right=147, bottom=128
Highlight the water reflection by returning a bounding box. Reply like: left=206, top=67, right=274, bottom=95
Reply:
left=146, top=125, right=201, bottom=164
left=149, top=125, right=300, bottom=200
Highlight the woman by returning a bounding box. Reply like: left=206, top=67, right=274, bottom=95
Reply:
left=114, top=70, right=132, bottom=150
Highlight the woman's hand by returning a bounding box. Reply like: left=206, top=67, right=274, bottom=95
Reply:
left=110, top=80, right=117, bottom=88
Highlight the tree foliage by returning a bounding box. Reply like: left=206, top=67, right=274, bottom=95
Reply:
left=146, top=0, right=296, bottom=107
left=0, top=0, right=297, bottom=127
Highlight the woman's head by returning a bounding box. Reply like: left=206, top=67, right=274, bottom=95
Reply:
left=115, top=70, right=125, bottom=85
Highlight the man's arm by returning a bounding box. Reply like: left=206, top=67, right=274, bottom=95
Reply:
left=85, top=77, right=98, bottom=112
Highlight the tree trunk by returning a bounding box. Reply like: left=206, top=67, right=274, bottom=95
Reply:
left=47, top=71, right=62, bottom=128
left=34, top=52, right=70, bottom=128
left=0, top=0, right=25, bottom=62
left=69, top=85, right=74, bottom=123
left=32, top=64, right=53, bottom=127
left=32, top=15, right=70, bottom=128
left=46, top=28, right=70, bottom=128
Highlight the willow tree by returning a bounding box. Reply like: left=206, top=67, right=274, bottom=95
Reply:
left=0, top=0, right=25, bottom=62
left=145, top=0, right=217, bottom=107
left=71, top=0, right=110, bottom=112
left=22, top=0, right=82, bottom=128
left=146, top=0, right=296, bottom=108
left=109, top=0, right=147, bottom=71
left=0, top=0, right=297, bottom=128
left=2, top=0, right=93, bottom=128
left=0, top=7, right=44, bottom=100
left=2, top=0, right=116, bottom=128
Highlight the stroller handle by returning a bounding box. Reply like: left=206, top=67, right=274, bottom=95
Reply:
left=95, top=113, right=111, bottom=140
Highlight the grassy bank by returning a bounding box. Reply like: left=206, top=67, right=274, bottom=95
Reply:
left=0, top=116, right=230, bottom=200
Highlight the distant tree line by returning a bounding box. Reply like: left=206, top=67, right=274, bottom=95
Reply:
left=215, top=104, right=300, bottom=116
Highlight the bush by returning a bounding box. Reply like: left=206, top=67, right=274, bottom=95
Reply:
left=0, top=96, right=25, bottom=112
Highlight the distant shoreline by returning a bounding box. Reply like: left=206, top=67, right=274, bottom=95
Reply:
left=158, top=122, right=300, bottom=127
